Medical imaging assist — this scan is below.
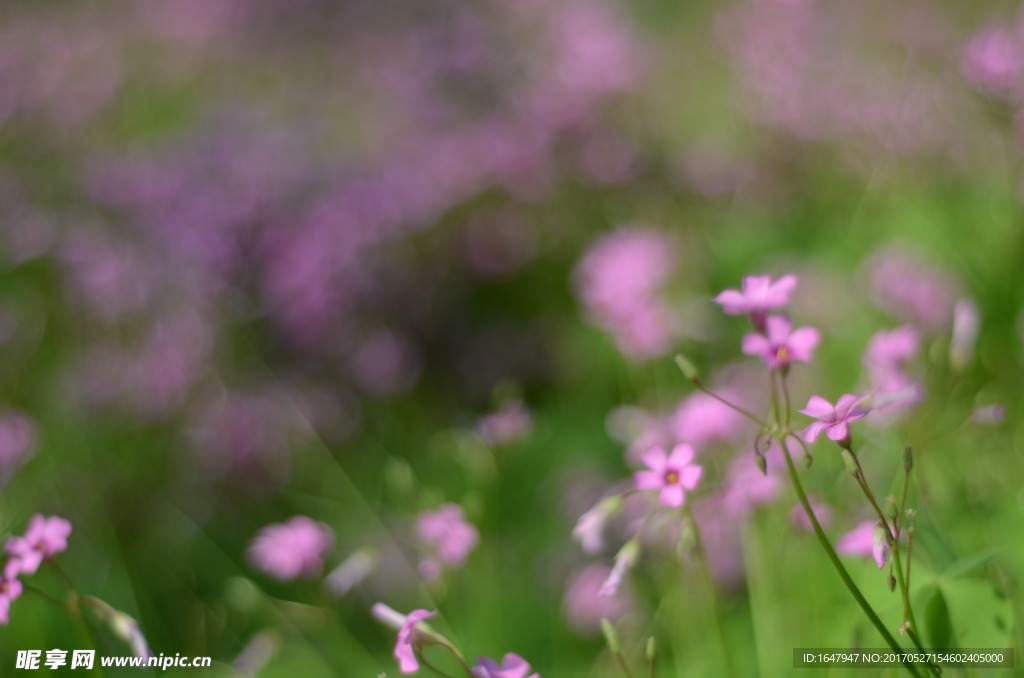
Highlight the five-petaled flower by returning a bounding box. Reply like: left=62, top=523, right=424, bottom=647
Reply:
left=634, top=444, right=702, bottom=508
left=742, top=316, right=820, bottom=371
left=799, top=394, right=868, bottom=445
left=394, top=609, right=436, bottom=673
left=714, top=274, right=798, bottom=331
left=471, top=653, right=541, bottom=678
left=6, top=515, right=72, bottom=576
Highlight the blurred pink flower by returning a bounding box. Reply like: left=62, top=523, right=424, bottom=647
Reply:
left=416, top=503, right=479, bottom=572
left=635, top=444, right=702, bottom=508
left=471, top=653, right=540, bottom=678
left=866, top=247, right=959, bottom=331
left=721, top=444, right=782, bottom=517
left=799, top=394, right=868, bottom=444
left=395, top=608, right=436, bottom=673
left=562, top=564, right=632, bottom=635
left=0, top=560, right=22, bottom=626
left=6, top=515, right=72, bottom=575
left=742, top=315, right=819, bottom=370
left=863, top=326, right=919, bottom=369
left=836, top=521, right=887, bottom=569
left=961, top=27, right=1024, bottom=98
left=476, top=401, right=533, bottom=447
left=574, top=227, right=680, bottom=361
left=668, top=391, right=747, bottom=448
left=247, top=516, right=334, bottom=581
left=0, top=411, right=35, bottom=482
left=715, top=274, right=797, bottom=331
left=789, top=499, right=833, bottom=532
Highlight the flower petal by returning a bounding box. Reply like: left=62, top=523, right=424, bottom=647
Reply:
left=741, top=333, right=770, bottom=358
left=713, top=289, right=748, bottom=314
left=634, top=470, right=663, bottom=490
left=802, top=421, right=828, bottom=443
left=787, top=327, right=820, bottom=362
left=640, top=447, right=667, bottom=473
left=825, top=421, right=850, bottom=441
left=799, top=395, right=834, bottom=420
left=659, top=484, right=685, bottom=507
left=679, top=464, right=703, bottom=490
left=666, top=443, right=695, bottom=468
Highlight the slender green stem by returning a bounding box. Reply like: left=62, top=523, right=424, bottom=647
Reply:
left=692, top=378, right=767, bottom=427
left=685, top=505, right=737, bottom=678
left=779, top=438, right=921, bottom=678
left=780, top=371, right=792, bottom=427
left=613, top=651, right=636, bottom=678
left=896, top=467, right=911, bottom=541
left=23, top=584, right=70, bottom=610
left=415, top=647, right=459, bottom=678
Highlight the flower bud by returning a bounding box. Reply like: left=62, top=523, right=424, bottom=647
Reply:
left=871, top=523, right=889, bottom=569
left=903, top=445, right=913, bottom=471
left=904, top=509, right=917, bottom=536
left=840, top=449, right=859, bottom=477
left=674, top=354, right=699, bottom=381
left=601, top=619, right=621, bottom=654
left=887, top=575, right=897, bottom=592
left=754, top=453, right=768, bottom=475
left=646, top=637, right=656, bottom=661
left=886, top=496, right=899, bottom=522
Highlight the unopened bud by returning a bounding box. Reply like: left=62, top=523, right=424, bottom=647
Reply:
left=840, top=449, right=859, bottom=477
left=674, top=354, right=699, bottom=381
left=886, top=496, right=899, bottom=522
left=646, top=637, right=656, bottom=661
left=904, top=509, right=917, bottom=536
left=872, top=524, right=889, bottom=569
left=903, top=446, right=913, bottom=471
left=887, top=575, right=897, bottom=592
left=755, top=453, right=768, bottom=475
left=601, top=619, right=621, bottom=654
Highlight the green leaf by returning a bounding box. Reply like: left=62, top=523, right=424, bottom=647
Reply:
left=942, top=547, right=1006, bottom=579
left=923, top=587, right=953, bottom=649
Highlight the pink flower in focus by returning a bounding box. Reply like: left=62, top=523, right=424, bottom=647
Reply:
left=634, top=444, right=702, bottom=508
left=247, top=516, right=335, bottom=581
left=836, top=521, right=888, bottom=569
left=714, top=274, right=797, bottom=331
left=799, top=394, right=868, bottom=444
left=471, top=653, right=540, bottom=678
left=416, top=503, right=479, bottom=571
left=0, top=560, right=22, bottom=625
left=742, top=316, right=820, bottom=370
left=6, top=515, right=72, bottom=575
left=395, top=608, right=436, bottom=673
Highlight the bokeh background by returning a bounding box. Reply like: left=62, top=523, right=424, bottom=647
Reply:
left=0, top=0, right=1021, bottom=675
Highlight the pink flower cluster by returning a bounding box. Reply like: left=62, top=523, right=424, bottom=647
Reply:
left=247, top=516, right=335, bottom=581
left=715, top=274, right=819, bottom=372
left=416, top=503, right=479, bottom=579
left=1, top=515, right=72, bottom=625
left=574, top=228, right=680, bottom=360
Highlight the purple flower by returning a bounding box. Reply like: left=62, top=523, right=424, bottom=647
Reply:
left=836, top=521, right=888, bottom=569
left=471, top=653, right=540, bottom=678
left=799, top=395, right=868, bottom=444
left=715, top=274, right=797, bottom=330
left=562, top=564, right=632, bottom=636
left=6, top=515, right=72, bottom=575
left=634, top=444, right=702, bottom=508
left=247, top=516, right=335, bottom=581
left=0, top=560, right=22, bottom=625
left=416, top=503, right=479, bottom=572
left=741, top=316, right=820, bottom=370
left=395, top=609, right=436, bottom=673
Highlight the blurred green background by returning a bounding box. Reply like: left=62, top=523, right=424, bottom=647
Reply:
left=0, top=0, right=1020, bottom=676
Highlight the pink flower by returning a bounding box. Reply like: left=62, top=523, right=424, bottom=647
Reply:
left=471, top=653, right=540, bottom=678
left=836, top=521, right=888, bottom=569
left=0, top=560, right=22, bottom=625
left=395, top=609, right=436, bottom=673
left=741, top=316, right=820, bottom=370
left=799, top=395, right=868, bottom=444
left=961, top=27, right=1024, bottom=98
left=863, top=326, right=919, bottom=369
left=247, top=516, right=335, bottom=581
left=6, top=515, right=72, bottom=575
left=634, top=444, right=702, bottom=508
left=714, top=274, right=797, bottom=331
left=562, top=564, right=632, bottom=635
left=416, top=503, right=479, bottom=572
left=789, top=499, right=833, bottom=532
